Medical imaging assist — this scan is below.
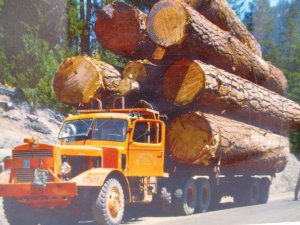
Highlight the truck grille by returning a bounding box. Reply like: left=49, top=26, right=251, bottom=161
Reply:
left=15, top=168, right=54, bottom=183
left=13, top=149, right=54, bottom=183
left=13, top=150, right=53, bottom=158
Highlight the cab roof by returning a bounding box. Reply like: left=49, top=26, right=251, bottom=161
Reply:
left=64, top=112, right=131, bottom=121
left=64, top=108, right=160, bottom=122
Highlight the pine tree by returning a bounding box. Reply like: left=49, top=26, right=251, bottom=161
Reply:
left=280, top=0, right=300, bottom=156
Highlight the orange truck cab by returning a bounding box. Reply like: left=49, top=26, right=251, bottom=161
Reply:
left=0, top=107, right=167, bottom=225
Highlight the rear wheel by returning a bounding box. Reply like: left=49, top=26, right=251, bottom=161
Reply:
left=92, top=178, right=125, bottom=225
left=234, top=178, right=260, bottom=206
left=259, top=177, right=270, bottom=204
left=173, top=178, right=197, bottom=216
left=210, top=183, right=222, bottom=210
left=196, top=179, right=211, bottom=213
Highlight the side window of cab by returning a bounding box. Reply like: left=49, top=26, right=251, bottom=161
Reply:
left=132, top=120, right=162, bottom=144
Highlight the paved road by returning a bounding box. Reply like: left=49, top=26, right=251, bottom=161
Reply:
left=0, top=192, right=299, bottom=225
left=123, top=192, right=300, bottom=225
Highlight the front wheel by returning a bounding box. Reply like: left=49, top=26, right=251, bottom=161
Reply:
left=92, top=178, right=125, bottom=225
left=3, top=198, right=40, bottom=225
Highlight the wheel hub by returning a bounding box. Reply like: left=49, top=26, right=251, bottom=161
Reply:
left=108, top=187, right=121, bottom=218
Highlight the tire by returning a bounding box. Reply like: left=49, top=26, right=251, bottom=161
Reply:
left=196, top=179, right=211, bottom=213
left=92, top=178, right=125, bottom=225
left=173, top=178, right=197, bottom=216
left=234, top=178, right=260, bottom=206
left=247, top=178, right=260, bottom=205
left=4, top=197, right=84, bottom=225
left=210, top=184, right=222, bottom=210
left=3, top=198, right=40, bottom=225
left=259, top=177, right=270, bottom=204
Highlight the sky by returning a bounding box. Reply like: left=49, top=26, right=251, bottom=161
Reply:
left=270, top=0, right=279, bottom=6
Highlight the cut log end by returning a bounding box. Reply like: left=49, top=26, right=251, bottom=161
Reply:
left=147, top=0, right=188, bottom=47
left=167, top=112, right=289, bottom=172
left=167, top=113, right=212, bottom=165
left=123, top=61, right=148, bottom=82
left=53, top=56, right=103, bottom=105
left=118, top=78, right=140, bottom=96
left=152, top=45, right=166, bottom=60
left=163, top=59, right=205, bottom=105
left=94, top=2, right=145, bottom=56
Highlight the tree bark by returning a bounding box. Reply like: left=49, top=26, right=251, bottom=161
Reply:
left=180, top=0, right=262, bottom=56
left=53, top=56, right=121, bottom=105
left=118, top=60, right=175, bottom=111
left=167, top=112, right=289, bottom=173
left=120, top=60, right=168, bottom=94
left=163, top=59, right=300, bottom=133
left=94, top=2, right=156, bottom=59
left=147, top=0, right=287, bottom=95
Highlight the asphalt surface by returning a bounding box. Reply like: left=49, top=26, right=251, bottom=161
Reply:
left=0, top=192, right=299, bottom=225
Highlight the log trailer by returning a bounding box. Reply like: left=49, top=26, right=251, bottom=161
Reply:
left=0, top=103, right=272, bottom=225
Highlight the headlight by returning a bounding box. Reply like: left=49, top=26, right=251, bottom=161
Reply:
left=60, top=162, right=72, bottom=175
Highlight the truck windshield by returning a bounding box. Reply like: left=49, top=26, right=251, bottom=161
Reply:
left=58, top=119, right=93, bottom=140
left=93, top=119, right=128, bottom=142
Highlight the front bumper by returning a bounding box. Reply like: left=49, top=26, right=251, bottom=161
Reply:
left=0, top=182, right=77, bottom=208
left=0, top=182, right=77, bottom=197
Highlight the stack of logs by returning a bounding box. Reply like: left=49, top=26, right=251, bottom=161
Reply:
left=53, top=0, right=300, bottom=174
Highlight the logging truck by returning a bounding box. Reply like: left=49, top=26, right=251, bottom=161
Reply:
left=0, top=104, right=275, bottom=225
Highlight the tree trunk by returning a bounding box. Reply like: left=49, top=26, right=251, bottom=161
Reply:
left=147, top=0, right=287, bottom=95
left=167, top=112, right=289, bottom=173
left=94, top=2, right=156, bottom=59
left=120, top=60, right=168, bottom=94
left=79, top=0, right=91, bottom=55
left=180, top=0, right=262, bottom=56
left=53, top=56, right=121, bottom=105
left=163, top=59, right=300, bottom=133
left=118, top=60, right=175, bottom=112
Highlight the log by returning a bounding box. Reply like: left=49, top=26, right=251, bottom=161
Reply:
left=119, top=60, right=168, bottom=97
left=180, top=0, right=262, bottom=56
left=94, top=2, right=156, bottom=58
left=118, top=60, right=174, bottom=111
left=167, top=112, right=289, bottom=173
left=147, top=0, right=287, bottom=95
left=53, top=56, right=121, bottom=105
left=163, top=59, right=300, bottom=132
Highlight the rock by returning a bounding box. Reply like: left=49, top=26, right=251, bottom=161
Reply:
left=1, top=110, right=25, bottom=122
left=270, top=153, right=300, bottom=194
left=26, top=114, right=39, bottom=122
left=18, top=101, right=33, bottom=114
left=24, top=121, right=51, bottom=134
left=3, top=114, right=21, bottom=121
left=42, top=108, right=65, bottom=122
left=48, top=117, right=62, bottom=126
left=0, top=101, right=14, bottom=111
left=0, top=83, right=15, bottom=97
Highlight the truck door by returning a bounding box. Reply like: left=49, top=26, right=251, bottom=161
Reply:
left=127, top=119, right=165, bottom=177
